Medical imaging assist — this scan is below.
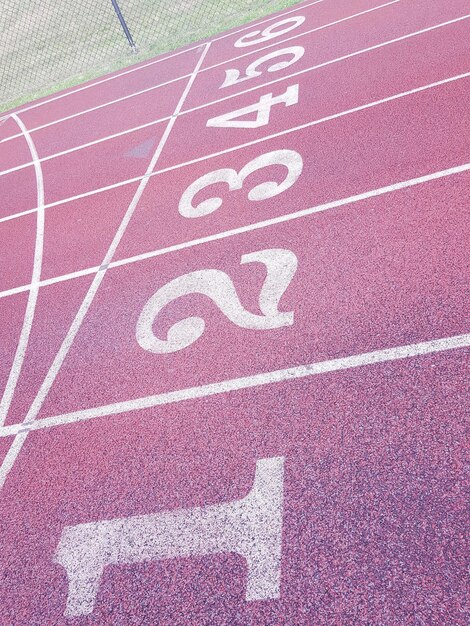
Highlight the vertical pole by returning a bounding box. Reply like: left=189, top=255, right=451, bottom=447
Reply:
left=111, top=0, right=138, bottom=53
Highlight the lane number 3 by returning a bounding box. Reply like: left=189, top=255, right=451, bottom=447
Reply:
left=179, top=149, right=303, bottom=218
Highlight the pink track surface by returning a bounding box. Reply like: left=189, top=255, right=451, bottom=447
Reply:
left=0, top=0, right=469, bottom=623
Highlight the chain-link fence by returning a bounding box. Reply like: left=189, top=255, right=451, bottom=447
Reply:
left=1, top=0, right=300, bottom=113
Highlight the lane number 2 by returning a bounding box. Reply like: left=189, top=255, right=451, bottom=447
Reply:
left=136, top=248, right=298, bottom=354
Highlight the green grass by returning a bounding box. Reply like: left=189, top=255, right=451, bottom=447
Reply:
left=1, top=0, right=302, bottom=114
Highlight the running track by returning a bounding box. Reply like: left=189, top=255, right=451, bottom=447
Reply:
left=0, top=0, right=469, bottom=623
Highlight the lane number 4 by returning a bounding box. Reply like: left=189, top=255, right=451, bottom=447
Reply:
left=207, top=84, right=299, bottom=129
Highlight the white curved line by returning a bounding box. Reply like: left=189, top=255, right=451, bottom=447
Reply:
left=0, top=114, right=45, bottom=426
left=0, top=43, right=211, bottom=490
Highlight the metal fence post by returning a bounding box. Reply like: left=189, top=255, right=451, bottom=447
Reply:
left=110, top=0, right=138, bottom=53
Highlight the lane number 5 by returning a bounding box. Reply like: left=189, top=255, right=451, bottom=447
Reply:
left=221, top=46, right=305, bottom=88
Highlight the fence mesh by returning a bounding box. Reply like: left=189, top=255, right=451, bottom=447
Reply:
left=1, top=0, right=300, bottom=112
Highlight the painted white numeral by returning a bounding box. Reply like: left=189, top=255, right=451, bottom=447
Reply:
left=55, top=456, right=285, bottom=617
left=179, top=149, right=303, bottom=218
left=136, top=248, right=298, bottom=354
left=221, top=46, right=305, bottom=88
left=234, top=16, right=305, bottom=47
left=207, top=84, right=298, bottom=129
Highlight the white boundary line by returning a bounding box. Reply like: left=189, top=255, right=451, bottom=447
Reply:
left=0, top=0, right=398, bottom=147
left=1, top=0, right=325, bottom=120
left=0, top=333, right=468, bottom=439
left=0, top=73, right=191, bottom=147
left=0, top=42, right=212, bottom=490
left=0, top=115, right=45, bottom=428
left=1, top=68, right=467, bottom=232
left=109, top=163, right=470, bottom=265
left=0, top=11, right=468, bottom=182
left=1, top=161, right=468, bottom=301
left=154, top=72, right=470, bottom=173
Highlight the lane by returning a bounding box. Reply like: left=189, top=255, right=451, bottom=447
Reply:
left=158, top=19, right=470, bottom=170
left=39, top=124, right=167, bottom=206
left=39, top=183, right=141, bottom=281
left=15, top=171, right=467, bottom=424
left=2, top=47, right=204, bottom=142
left=185, top=0, right=469, bottom=111
left=0, top=348, right=467, bottom=623
left=0, top=214, right=36, bottom=291
left=0, top=294, right=29, bottom=412
left=115, top=76, right=470, bottom=263
left=0, top=118, right=32, bottom=171
left=0, top=166, right=37, bottom=220
left=1, top=277, right=95, bottom=429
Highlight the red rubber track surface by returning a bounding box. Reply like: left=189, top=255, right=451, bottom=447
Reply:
left=0, top=0, right=469, bottom=624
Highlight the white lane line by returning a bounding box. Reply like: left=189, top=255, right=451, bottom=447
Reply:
left=4, top=0, right=325, bottom=120
left=0, top=268, right=100, bottom=299
left=110, top=163, right=470, bottom=266
left=0, top=333, right=467, bottom=439
left=1, top=161, right=468, bottom=302
left=0, top=42, right=211, bottom=490
left=1, top=69, right=468, bottom=228
left=154, top=72, right=470, bottom=174
left=1, top=8, right=467, bottom=182
left=0, top=0, right=397, bottom=147
left=195, top=0, right=401, bottom=76
left=0, top=175, right=143, bottom=225
left=0, top=0, right=408, bottom=179
left=0, top=74, right=194, bottom=147
left=0, top=114, right=45, bottom=428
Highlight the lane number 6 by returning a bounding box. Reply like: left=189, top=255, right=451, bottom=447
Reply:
left=234, top=16, right=305, bottom=48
